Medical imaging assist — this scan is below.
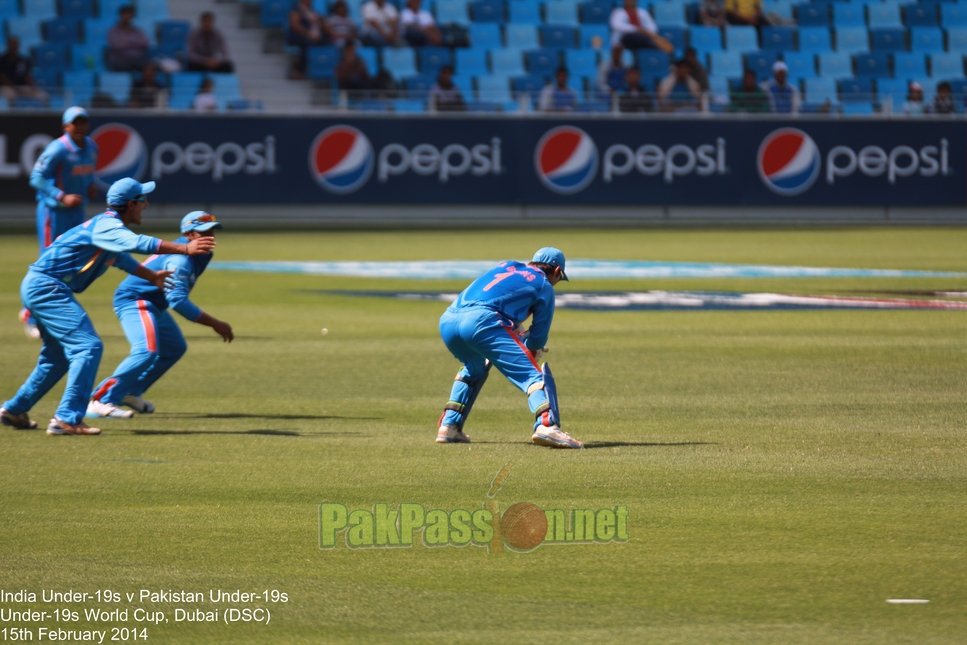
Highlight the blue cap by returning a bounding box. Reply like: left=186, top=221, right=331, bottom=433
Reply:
left=181, top=211, right=223, bottom=234
left=532, top=247, right=568, bottom=281
left=106, top=177, right=156, bottom=206
left=62, top=106, right=88, bottom=125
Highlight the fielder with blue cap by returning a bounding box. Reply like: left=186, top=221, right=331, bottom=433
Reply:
left=90, top=211, right=233, bottom=417
left=20, top=106, right=99, bottom=340
left=0, top=179, right=217, bottom=436
left=436, top=247, right=583, bottom=449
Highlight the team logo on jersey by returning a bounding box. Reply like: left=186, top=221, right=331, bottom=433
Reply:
left=309, top=126, right=374, bottom=194
left=534, top=126, right=598, bottom=195
left=757, top=128, right=820, bottom=196
left=91, top=123, right=148, bottom=190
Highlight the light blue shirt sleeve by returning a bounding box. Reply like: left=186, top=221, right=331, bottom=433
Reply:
left=114, top=253, right=141, bottom=275
left=524, top=282, right=555, bottom=350
left=163, top=255, right=203, bottom=321
left=29, top=140, right=67, bottom=205
left=91, top=217, right=162, bottom=255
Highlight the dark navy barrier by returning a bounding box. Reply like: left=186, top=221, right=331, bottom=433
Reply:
left=1, top=115, right=964, bottom=206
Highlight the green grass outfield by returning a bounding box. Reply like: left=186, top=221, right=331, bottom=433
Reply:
left=1, top=228, right=966, bottom=644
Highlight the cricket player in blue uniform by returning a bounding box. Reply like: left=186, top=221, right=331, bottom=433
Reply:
left=0, top=178, right=216, bottom=436
left=19, top=106, right=99, bottom=340
left=89, top=211, right=233, bottom=416
left=437, top=247, right=583, bottom=449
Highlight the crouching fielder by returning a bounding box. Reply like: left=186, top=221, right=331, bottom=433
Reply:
left=89, top=212, right=233, bottom=417
left=437, top=247, right=583, bottom=449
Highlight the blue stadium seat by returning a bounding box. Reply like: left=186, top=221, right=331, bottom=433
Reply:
left=470, top=22, right=501, bottom=47
left=61, top=0, right=95, bottom=19
left=940, top=4, right=967, bottom=29
left=818, top=51, right=852, bottom=76
left=690, top=26, right=724, bottom=54
left=799, top=26, right=832, bottom=52
left=545, top=1, right=579, bottom=26
left=403, top=75, right=434, bottom=99
left=490, top=48, right=525, bottom=74
left=841, top=101, right=874, bottom=114
left=99, top=0, right=129, bottom=19
left=893, top=52, right=926, bottom=77
left=170, top=71, right=205, bottom=96
left=708, top=50, right=741, bottom=76
left=832, top=3, right=864, bottom=28
left=804, top=76, right=837, bottom=102
left=358, top=47, right=379, bottom=73
left=910, top=27, right=943, bottom=52
left=383, top=47, right=418, bottom=77
left=261, top=0, right=289, bottom=27
left=510, top=74, right=543, bottom=96
left=0, top=0, right=18, bottom=19
left=657, top=25, right=686, bottom=54
left=23, top=0, right=56, bottom=19
left=903, top=3, right=939, bottom=28
left=839, top=76, right=873, bottom=100
left=136, top=0, right=170, bottom=21
left=763, top=0, right=793, bottom=21
left=471, top=0, right=504, bottom=23
left=652, top=3, right=686, bottom=26
left=929, top=53, right=963, bottom=78
left=392, top=99, right=426, bottom=112
left=31, top=67, right=60, bottom=90
left=509, top=0, right=541, bottom=24
left=867, top=4, right=902, bottom=29
left=436, top=0, right=470, bottom=25
left=62, top=70, right=95, bottom=104
left=745, top=51, right=778, bottom=79
left=796, top=2, right=830, bottom=27
left=419, top=47, right=452, bottom=74
left=33, top=42, right=69, bottom=68
left=948, top=27, right=967, bottom=53
left=455, top=47, right=488, bottom=74
left=725, top=26, right=758, bottom=52
left=8, top=19, right=44, bottom=49
left=854, top=51, right=890, bottom=76
left=451, top=74, right=473, bottom=97
left=579, top=1, right=612, bottom=24
left=98, top=71, right=131, bottom=103
left=70, top=43, right=105, bottom=70
left=506, top=24, right=539, bottom=49
left=540, top=25, right=577, bottom=48
left=44, top=18, right=82, bottom=43
left=835, top=27, right=868, bottom=52
left=783, top=51, right=817, bottom=78
left=580, top=24, right=610, bottom=50
left=949, top=78, right=967, bottom=102
left=762, top=26, right=795, bottom=50
left=476, top=74, right=512, bottom=102
left=876, top=78, right=908, bottom=107
left=565, top=48, right=597, bottom=76
left=870, top=28, right=906, bottom=51
left=638, top=48, right=670, bottom=77
left=526, top=48, right=560, bottom=75
left=307, top=46, right=340, bottom=79
left=83, top=19, right=113, bottom=44
left=157, top=20, right=191, bottom=45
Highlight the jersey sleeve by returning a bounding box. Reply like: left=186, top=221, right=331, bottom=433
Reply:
left=29, top=141, right=67, bottom=204
left=91, top=217, right=163, bottom=254
left=162, top=256, right=203, bottom=321
left=114, top=253, right=141, bottom=275
left=524, top=282, right=555, bottom=350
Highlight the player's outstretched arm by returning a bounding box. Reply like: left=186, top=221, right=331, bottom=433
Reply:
left=157, top=237, right=216, bottom=256
left=135, top=266, right=175, bottom=290
left=195, top=313, right=234, bottom=343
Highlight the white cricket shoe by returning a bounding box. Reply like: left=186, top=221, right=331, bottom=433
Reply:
left=86, top=400, right=134, bottom=419
left=436, top=424, right=471, bottom=444
left=122, top=394, right=155, bottom=414
left=19, top=309, right=39, bottom=340
left=531, top=426, right=584, bottom=449
left=47, top=418, right=101, bottom=435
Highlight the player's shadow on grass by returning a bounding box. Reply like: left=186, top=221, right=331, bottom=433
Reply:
left=582, top=441, right=715, bottom=449
left=129, top=429, right=363, bottom=437
left=153, top=413, right=381, bottom=421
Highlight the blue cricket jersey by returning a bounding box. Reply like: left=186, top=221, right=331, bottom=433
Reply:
left=114, top=236, right=212, bottom=321
left=30, top=210, right=162, bottom=293
left=448, top=260, right=555, bottom=350
left=30, top=134, right=98, bottom=209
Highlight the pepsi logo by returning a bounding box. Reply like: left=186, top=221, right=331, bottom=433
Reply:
left=309, top=126, right=374, bottom=194
left=757, top=128, right=820, bottom=196
left=91, top=123, right=148, bottom=190
left=534, top=126, right=598, bottom=195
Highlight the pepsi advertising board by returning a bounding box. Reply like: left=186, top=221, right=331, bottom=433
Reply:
left=1, top=114, right=964, bottom=206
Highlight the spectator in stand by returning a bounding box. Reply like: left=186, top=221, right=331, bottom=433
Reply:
left=933, top=81, right=956, bottom=114
left=326, top=1, right=358, bottom=48
left=430, top=65, right=465, bottom=111
left=129, top=62, right=164, bottom=108
left=618, top=66, right=653, bottom=112
left=336, top=41, right=376, bottom=95
left=657, top=58, right=701, bottom=112
left=609, top=0, right=673, bottom=53
left=360, top=0, right=401, bottom=47
left=187, top=12, right=234, bottom=73
left=699, top=0, right=726, bottom=27
left=193, top=77, right=218, bottom=111
left=901, top=81, right=926, bottom=116
left=0, top=37, right=47, bottom=102
left=683, top=47, right=709, bottom=91
left=598, top=45, right=628, bottom=96
left=725, top=0, right=765, bottom=28
left=728, top=68, right=770, bottom=112
left=288, top=0, right=328, bottom=77
left=107, top=5, right=150, bottom=72
left=401, top=0, right=442, bottom=46
left=760, top=61, right=799, bottom=113
left=539, top=67, right=579, bottom=112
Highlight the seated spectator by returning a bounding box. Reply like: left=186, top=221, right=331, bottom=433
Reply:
left=760, top=61, right=799, bottom=113
left=0, top=36, right=46, bottom=102
left=683, top=47, right=709, bottom=91
left=326, top=1, right=358, bottom=48
left=598, top=45, right=627, bottom=96
left=288, top=0, right=329, bottom=76
left=657, top=58, right=701, bottom=112
left=336, top=41, right=376, bottom=96
left=402, top=0, right=442, bottom=47
left=360, top=0, right=401, bottom=47
left=609, top=0, right=673, bottom=53
left=700, top=0, right=726, bottom=27
left=129, top=62, right=164, bottom=108
left=193, top=77, right=218, bottom=111
left=728, top=68, right=770, bottom=112
left=933, top=81, right=956, bottom=114
left=618, top=66, right=653, bottom=112
left=107, top=5, right=150, bottom=72
left=539, top=67, right=579, bottom=112
left=901, top=81, right=925, bottom=116
left=430, top=65, right=465, bottom=111
left=188, top=11, right=234, bottom=73
left=725, top=0, right=765, bottom=28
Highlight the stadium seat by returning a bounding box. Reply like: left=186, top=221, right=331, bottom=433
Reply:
left=690, top=26, right=724, bottom=54
left=818, top=51, right=852, bottom=77
left=725, top=26, right=758, bottom=52
left=436, top=0, right=471, bottom=25
left=870, top=28, right=907, bottom=52
left=545, top=1, right=579, bottom=26
left=83, top=19, right=113, bottom=44
left=876, top=77, right=908, bottom=110
left=62, top=70, right=95, bottom=104
left=579, top=1, right=611, bottom=25
left=565, top=48, right=597, bottom=76
left=835, top=27, right=869, bottom=53
left=509, top=0, right=540, bottom=24
left=383, top=48, right=418, bottom=78
left=476, top=74, right=512, bottom=102
left=451, top=73, right=473, bottom=96
left=99, top=0, right=129, bottom=18
left=136, top=0, right=170, bottom=21
left=471, top=0, right=503, bottom=23
left=510, top=73, right=543, bottom=96
left=358, top=47, right=379, bottom=73
left=929, top=53, right=963, bottom=78
left=580, top=24, right=610, bottom=50
left=783, top=51, right=817, bottom=78
left=893, top=52, right=926, bottom=77
left=657, top=26, right=686, bottom=54
left=841, top=101, right=874, bottom=114
left=402, top=75, right=434, bottom=99
left=796, top=2, right=830, bottom=27
left=0, top=0, right=17, bottom=19
left=526, top=48, right=560, bottom=75
left=867, top=4, right=902, bottom=29
left=157, top=20, right=191, bottom=45
left=832, top=3, right=864, bottom=28
left=540, top=25, right=577, bottom=48
left=506, top=24, right=539, bottom=49
left=636, top=48, right=669, bottom=79
left=804, top=76, right=837, bottom=102
left=490, top=48, right=525, bottom=75
left=854, top=51, right=890, bottom=76
left=708, top=50, right=742, bottom=76
left=941, top=4, right=967, bottom=29
left=170, top=71, right=205, bottom=96
left=949, top=78, right=967, bottom=102
left=799, top=26, right=832, bottom=52
left=948, top=28, right=967, bottom=54
left=23, top=0, right=56, bottom=19
left=419, top=47, right=452, bottom=75
left=8, top=19, right=44, bottom=49
left=762, top=26, right=795, bottom=51
left=97, top=71, right=131, bottom=104
left=763, top=0, right=794, bottom=22
left=307, top=46, right=340, bottom=79
left=32, top=42, right=69, bottom=68
left=61, top=0, right=95, bottom=19
left=839, top=76, right=873, bottom=100
left=652, top=3, right=686, bottom=27
left=392, top=99, right=425, bottom=112
left=903, top=3, right=939, bottom=28
left=910, top=27, right=943, bottom=53
left=455, top=47, right=488, bottom=75
left=44, top=18, right=82, bottom=43
left=261, top=0, right=289, bottom=27
left=470, top=22, right=501, bottom=48
left=70, top=43, right=105, bottom=70
left=745, top=51, right=778, bottom=79
left=31, top=67, right=61, bottom=89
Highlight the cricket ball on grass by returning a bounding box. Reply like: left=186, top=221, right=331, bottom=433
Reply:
left=501, top=502, right=547, bottom=551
